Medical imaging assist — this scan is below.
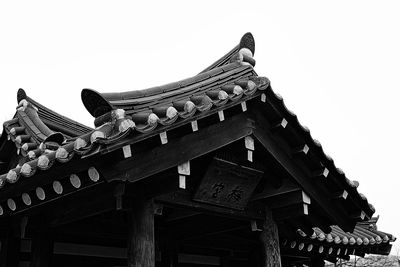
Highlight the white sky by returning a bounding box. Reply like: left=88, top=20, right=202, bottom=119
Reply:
left=1, top=0, right=399, bottom=254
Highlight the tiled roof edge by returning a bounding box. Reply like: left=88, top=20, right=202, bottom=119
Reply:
left=18, top=89, right=92, bottom=137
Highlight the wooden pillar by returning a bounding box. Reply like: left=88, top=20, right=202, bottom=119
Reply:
left=127, top=196, right=155, bottom=267
left=30, top=230, right=53, bottom=267
left=260, top=208, right=281, bottom=267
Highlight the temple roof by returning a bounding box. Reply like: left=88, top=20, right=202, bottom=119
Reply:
left=0, top=33, right=388, bottom=242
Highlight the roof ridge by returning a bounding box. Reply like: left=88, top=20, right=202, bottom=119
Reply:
left=82, top=33, right=257, bottom=119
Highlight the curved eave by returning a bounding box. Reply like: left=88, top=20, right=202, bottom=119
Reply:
left=17, top=89, right=92, bottom=137
left=284, top=218, right=395, bottom=258
left=83, top=63, right=257, bottom=119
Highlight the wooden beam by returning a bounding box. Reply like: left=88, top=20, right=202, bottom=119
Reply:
left=98, top=113, right=254, bottom=183
left=265, top=190, right=311, bottom=209
left=260, top=208, right=282, bottom=267
left=165, top=209, right=202, bottom=222
left=155, top=190, right=265, bottom=221
left=252, top=109, right=355, bottom=231
left=127, top=196, right=155, bottom=267
left=273, top=203, right=309, bottom=221
left=47, top=182, right=115, bottom=227
left=251, top=178, right=300, bottom=201
left=180, top=225, right=247, bottom=241
left=179, top=253, right=220, bottom=265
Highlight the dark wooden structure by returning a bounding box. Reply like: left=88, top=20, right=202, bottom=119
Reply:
left=0, top=33, right=394, bottom=267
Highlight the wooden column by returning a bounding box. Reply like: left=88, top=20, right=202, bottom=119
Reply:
left=127, top=196, right=155, bottom=267
left=260, top=208, right=281, bottom=267
left=30, top=230, right=53, bottom=267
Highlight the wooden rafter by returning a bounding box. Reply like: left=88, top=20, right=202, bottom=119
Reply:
left=251, top=108, right=356, bottom=232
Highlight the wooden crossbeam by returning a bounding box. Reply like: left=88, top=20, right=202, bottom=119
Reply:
left=98, top=113, right=254, bottom=183
left=165, top=209, right=201, bottom=223
left=273, top=203, right=309, bottom=221
left=155, top=190, right=265, bottom=221
left=265, top=190, right=311, bottom=209
left=180, top=224, right=247, bottom=241
left=47, top=182, right=115, bottom=227
left=251, top=178, right=300, bottom=201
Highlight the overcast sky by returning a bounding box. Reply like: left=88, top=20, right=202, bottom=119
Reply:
left=1, top=0, right=399, bottom=254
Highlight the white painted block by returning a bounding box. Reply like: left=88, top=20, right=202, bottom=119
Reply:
left=122, top=145, right=132, bottom=158
left=179, top=175, right=186, bottom=189
left=241, top=101, right=247, bottom=112
left=160, top=131, right=168, bottom=144
left=178, top=161, right=190, bottom=175
left=191, top=120, right=198, bottom=132
left=218, top=110, right=225, bottom=121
